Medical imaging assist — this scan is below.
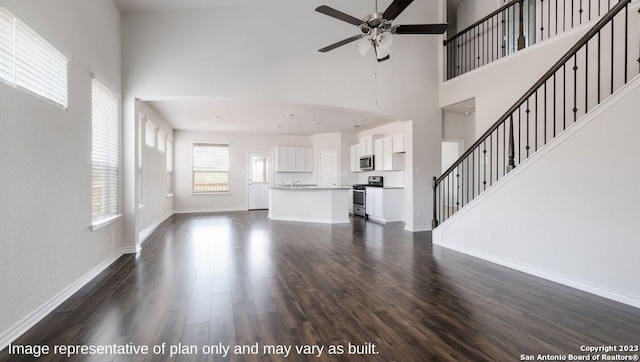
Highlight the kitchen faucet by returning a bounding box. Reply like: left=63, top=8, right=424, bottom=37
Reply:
left=290, top=180, right=301, bottom=187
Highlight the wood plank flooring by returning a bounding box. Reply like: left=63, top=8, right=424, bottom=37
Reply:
left=2, top=211, right=640, bottom=361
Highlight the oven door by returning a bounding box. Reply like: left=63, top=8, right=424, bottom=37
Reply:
left=353, top=189, right=366, bottom=217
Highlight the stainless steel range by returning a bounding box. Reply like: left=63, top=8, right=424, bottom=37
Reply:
left=352, top=176, right=383, bottom=218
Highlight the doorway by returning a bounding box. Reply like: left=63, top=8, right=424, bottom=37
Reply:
left=248, top=153, right=272, bottom=210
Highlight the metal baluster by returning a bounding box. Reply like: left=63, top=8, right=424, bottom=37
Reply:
left=586, top=42, right=590, bottom=114
left=508, top=115, right=516, bottom=171
left=598, top=31, right=601, bottom=103
left=573, top=54, right=578, bottom=123
left=544, top=82, right=547, bottom=145
left=432, top=177, right=438, bottom=228
left=541, top=0, right=545, bottom=41
left=553, top=73, right=557, bottom=137
left=526, top=99, right=530, bottom=158
left=535, top=90, right=538, bottom=151
left=610, top=17, right=614, bottom=96
left=563, top=64, right=567, bottom=130
left=624, top=3, right=628, bottom=84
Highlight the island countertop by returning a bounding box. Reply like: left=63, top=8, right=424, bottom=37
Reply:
left=268, top=187, right=350, bottom=224
left=271, top=185, right=351, bottom=191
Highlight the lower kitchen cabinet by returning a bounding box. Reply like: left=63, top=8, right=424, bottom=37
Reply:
left=365, top=187, right=404, bottom=223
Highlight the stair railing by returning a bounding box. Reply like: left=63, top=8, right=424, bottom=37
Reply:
left=444, top=0, right=622, bottom=80
left=444, top=0, right=526, bottom=80
left=433, top=0, right=638, bottom=227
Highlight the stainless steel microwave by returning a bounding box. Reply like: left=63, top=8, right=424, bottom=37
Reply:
left=359, top=155, right=374, bottom=170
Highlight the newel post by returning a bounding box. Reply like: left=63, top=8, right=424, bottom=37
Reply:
left=517, top=0, right=526, bottom=50
left=432, top=177, right=439, bottom=228
left=507, top=115, right=516, bottom=172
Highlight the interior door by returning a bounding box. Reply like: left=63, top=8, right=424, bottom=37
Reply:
left=248, top=153, right=272, bottom=210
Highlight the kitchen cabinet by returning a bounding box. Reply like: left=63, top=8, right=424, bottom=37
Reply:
left=392, top=134, right=405, bottom=153
left=373, top=136, right=404, bottom=171
left=349, top=144, right=360, bottom=172
left=374, top=139, right=383, bottom=171
left=360, top=135, right=376, bottom=156
left=365, top=187, right=404, bottom=223
left=275, top=146, right=313, bottom=172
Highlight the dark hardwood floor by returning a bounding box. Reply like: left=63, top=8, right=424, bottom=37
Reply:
left=2, top=211, right=640, bottom=361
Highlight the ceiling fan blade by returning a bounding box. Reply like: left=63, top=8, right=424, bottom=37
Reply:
left=382, top=0, right=414, bottom=21
left=315, top=5, right=363, bottom=26
left=318, top=34, right=366, bottom=53
left=393, top=23, right=448, bottom=35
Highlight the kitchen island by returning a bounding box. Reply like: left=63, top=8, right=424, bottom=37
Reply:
left=268, top=186, right=351, bottom=224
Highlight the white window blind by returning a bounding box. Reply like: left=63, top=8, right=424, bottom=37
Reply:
left=92, top=79, right=119, bottom=223
left=0, top=8, right=14, bottom=82
left=166, top=139, right=173, bottom=173
left=158, top=130, right=166, bottom=153
left=193, top=142, right=229, bottom=193
left=167, top=138, right=174, bottom=195
left=145, top=121, right=157, bottom=148
left=0, top=7, right=68, bottom=108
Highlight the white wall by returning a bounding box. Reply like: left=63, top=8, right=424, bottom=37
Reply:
left=173, top=130, right=311, bottom=213
left=456, top=0, right=498, bottom=31
left=433, top=77, right=640, bottom=308
left=0, top=0, right=122, bottom=349
left=122, top=0, right=445, bottom=232
left=137, top=101, right=174, bottom=240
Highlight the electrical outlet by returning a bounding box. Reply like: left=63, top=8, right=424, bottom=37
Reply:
left=487, top=232, right=494, bottom=242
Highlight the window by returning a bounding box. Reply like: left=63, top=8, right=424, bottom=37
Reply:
left=167, top=138, right=174, bottom=195
left=192, top=142, right=229, bottom=193
left=138, top=114, right=144, bottom=207
left=91, top=79, right=120, bottom=225
left=145, top=121, right=157, bottom=148
left=158, top=130, right=166, bottom=153
left=251, top=156, right=269, bottom=183
left=0, top=7, right=68, bottom=108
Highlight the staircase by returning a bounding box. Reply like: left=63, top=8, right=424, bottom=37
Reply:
left=434, top=0, right=639, bottom=227
left=432, top=0, right=640, bottom=308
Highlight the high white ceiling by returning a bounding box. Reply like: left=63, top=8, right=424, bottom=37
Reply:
left=113, top=0, right=270, bottom=14
left=115, top=0, right=425, bottom=135
left=145, top=98, right=395, bottom=135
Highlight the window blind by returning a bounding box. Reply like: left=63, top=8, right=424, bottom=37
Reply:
left=91, top=79, right=119, bottom=222
left=0, top=8, right=14, bottom=82
left=166, top=138, right=173, bottom=195
left=192, top=142, right=229, bottom=193
left=166, top=139, right=173, bottom=173
left=158, top=130, right=166, bottom=153
left=0, top=7, right=68, bottom=108
left=145, top=121, right=157, bottom=148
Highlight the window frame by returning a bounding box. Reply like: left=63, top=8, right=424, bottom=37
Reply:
left=192, top=142, right=230, bottom=194
left=91, top=78, right=121, bottom=230
left=0, top=6, right=69, bottom=108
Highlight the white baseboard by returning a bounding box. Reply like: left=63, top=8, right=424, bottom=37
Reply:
left=268, top=215, right=350, bottom=224
left=139, top=211, right=174, bottom=244
left=173, top=207, right=247, bottom=214
left=434, top=242, right=640, bottom=309
left=0, top=248, right=127, bottom=352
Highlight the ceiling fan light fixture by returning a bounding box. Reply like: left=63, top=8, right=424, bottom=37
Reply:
left=376, top=33, right=393, bottom=49
left=374, top=45, right=391, bottom=62
left=357, top=38, right=372, bottom=56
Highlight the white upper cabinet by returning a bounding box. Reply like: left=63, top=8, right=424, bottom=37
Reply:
left=349, top=144, right=360, bottom=172
left=392, top=134, right=405, bottom=153
left=275, top=146, right=313, bottom=173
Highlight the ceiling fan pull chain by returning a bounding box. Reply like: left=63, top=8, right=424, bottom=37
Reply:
left=373, top=63, right=378, bottom=107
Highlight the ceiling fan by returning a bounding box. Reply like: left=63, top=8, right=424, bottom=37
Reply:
left=315, top=0, right=448, bottom=62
